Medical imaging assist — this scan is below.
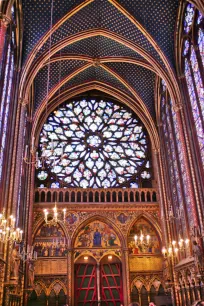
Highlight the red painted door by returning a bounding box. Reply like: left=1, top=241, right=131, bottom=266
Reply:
left=75, top=264, right=98, bottom=306
left=100, top=263, right=123, bottom=306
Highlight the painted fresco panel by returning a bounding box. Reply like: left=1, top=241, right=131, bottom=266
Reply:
left=128, top=218, right=160, bottom=255
left=34, top=224, right=68, bottom=257
left=74, top=221, right=120, bottom=248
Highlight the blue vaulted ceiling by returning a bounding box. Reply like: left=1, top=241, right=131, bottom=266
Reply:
left=21, top=0, right=179, bottom=119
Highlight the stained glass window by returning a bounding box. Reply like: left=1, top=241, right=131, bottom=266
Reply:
left=0, top=42, right=14, bottom=180
left=182, top=3, right=204, bottom=167
left=160, top=81, right=188, bottom=235
left=37, top=98, right=151, bottom=188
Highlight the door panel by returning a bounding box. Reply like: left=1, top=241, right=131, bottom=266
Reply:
left=75, top=264, right=97, bottom=306
left=100, top=263, right=123, bottom=306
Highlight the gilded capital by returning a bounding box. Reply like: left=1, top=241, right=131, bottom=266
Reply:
left=19, top=98, right=29, bottom=107
left=173, top=103, right=183, bottom=112
left=153, top=148, right=160, bottom=155
left=0, top=14, right=11, bottom=27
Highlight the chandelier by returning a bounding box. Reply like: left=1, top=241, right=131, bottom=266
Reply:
left=162, top=236, right=190, bottom=257
left=134, top=230, right=151, bottom=247
left=0, top=209, right=23, bottom=243
left=43, top=202, right=66, bottom=226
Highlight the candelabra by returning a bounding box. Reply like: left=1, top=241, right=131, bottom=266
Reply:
left=0, top=210, right=23, bottom=243
left=43, top=202, right=66, bottom=226
left=162, top=236, right=190, bottom=257
left=20, top=245, right=37, bottom=262
left=24, top=136, right=56, bottom=170
left=134, top=230, right=150, bottom=247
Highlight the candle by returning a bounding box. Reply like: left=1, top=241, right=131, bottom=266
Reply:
left=185, top=238, right=189, bottom=246
left=63, top=208, right=66, bottom=221
left=16, top=228, right=20, bottom=240
left=168, top=247, right=172, bottom=254
left=3, top=220, right=7, bottom=230
left=24, top=145, right=28, bottom=160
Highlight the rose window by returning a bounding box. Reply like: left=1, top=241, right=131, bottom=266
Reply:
left=37, top=99, right=151, bottom=188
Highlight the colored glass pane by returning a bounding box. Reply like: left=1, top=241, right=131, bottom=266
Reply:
left=0, top=49, right=14, bottom=181
left=38, top=99, right=149, bottom=188
left=184, top=3, right=195, bottom=33
left=171, top=106, right=194, bottom=228
left=185, top=59, right=204, bottom=165
left=198, top=28, right=204, bottom=67
left=190, top=46, right=204, bottom=118
left=183, top=39, right=190, bottom=56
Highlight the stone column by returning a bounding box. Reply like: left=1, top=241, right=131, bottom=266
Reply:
left=122, top=248, right=130, bottom=306
left=67, top=248, right=73, bottom=305
left=0, top=257, right=6, bottom=306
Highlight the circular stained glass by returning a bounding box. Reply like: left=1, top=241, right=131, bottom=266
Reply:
left=38, top=99, right=149, bottom=188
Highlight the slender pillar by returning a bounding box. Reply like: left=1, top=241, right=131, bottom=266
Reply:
left=67, top=248, right=73, bottom=305
left=97, top=262, right=101, bottom=306
left=122, top=248, right=130, bottom=306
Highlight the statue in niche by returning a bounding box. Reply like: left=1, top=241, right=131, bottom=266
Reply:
left=193, top=240, right=203, bottom=272
left=28, top=260, right=35, bottom=288
left=93, top=229, right=102, bottom=246
left=10, top=245, right=21, bottom=279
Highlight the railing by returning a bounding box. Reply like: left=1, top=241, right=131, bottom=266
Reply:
left=34, top=188, right=158, bottom=204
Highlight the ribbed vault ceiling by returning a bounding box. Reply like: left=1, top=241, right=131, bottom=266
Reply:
left=21, top=0, right=179, bottom=120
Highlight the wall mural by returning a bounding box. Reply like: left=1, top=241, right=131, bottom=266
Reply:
left=128, top=218, right=160, bottom=255
left=74, top=221, right=120, bottom=248
left=34, top=224, right=68, bottom=257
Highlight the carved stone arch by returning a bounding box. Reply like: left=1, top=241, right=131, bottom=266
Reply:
left=47, top=279, right=67, bottom=296
left=149, top=276, right=162, bottom=291
left=19, top=29, right=182, bottom=108
left=32, top=216, right=71, bottom=246
left=71, top=214, right=126, bottom=249
left=99, top=251, right=122, bottom=263
left=74, top=252, right=98, bottom=263
left=34, top=280, right=48, bottom=296
left=32, top=82, right=160, bottom=155
left=176, top=271, right=183, bottom=285
left=131, top=276, right=146, bottom=292
left=126, top=211, right=162, bottom=242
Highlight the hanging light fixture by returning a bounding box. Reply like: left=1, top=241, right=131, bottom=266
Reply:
left=162, top=235, right=190, bottom=258
left=43, top=202, right=66, bottom=226
left=0, top=209, right=23, bottom=243
left=134, top=230, right=151, bottom=247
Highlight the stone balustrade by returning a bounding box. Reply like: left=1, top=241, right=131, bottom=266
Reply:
left=34, top=188, right=158, bottom=204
